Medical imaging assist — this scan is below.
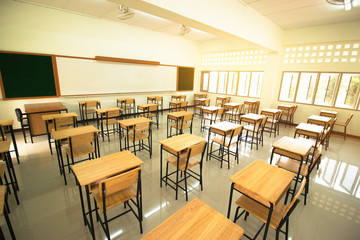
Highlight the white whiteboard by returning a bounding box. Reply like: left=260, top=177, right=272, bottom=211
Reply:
left=56, top=57, right=177, bottom=95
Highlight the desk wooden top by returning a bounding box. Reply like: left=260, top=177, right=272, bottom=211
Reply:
left=72, top=151, right=144, bottom=186
left=195, top=98, right=208, bottom=102
left=194, top=93, right=207, bottom=98
left=118, top=117, right=152, bottom=128
left=244, top=100, right=257, bottom=104
left=209, top=121, right=242, bottom=133
left=0, top=141, right=11, bottom=153
left=168, top=111, right=193, bottom=119
left=0, top=119, right=13, bottom=127
left=51, top=125, right=99, bottom=140
left=25, top=102, right=67, bottom=114
left=141, top=198, right=244, bottom=240
left=42, top=112, right=78, bottom=121
left=296, top=123, right=324, bottom=134
left=201, top=106, right=222, bottom=112
left=261, top=108, right=282, bottom=115
left=95, top=107, right=122, bottom=115
left=278, top=104, right=293, bottom=110
left=159, top=133, right=205, bottom=153
left=272, top=136, right=313, bottom=157
left=308, top=115, right=331, bottom=123
left=240, top=113, right=262, bottom=121
left=320, top=110, right=338, bottom=117
left=137, top=103, right=158, bottom=109
left=224, top=103, right=241, bottom=108
left=230, top=160, right=295, bottom=207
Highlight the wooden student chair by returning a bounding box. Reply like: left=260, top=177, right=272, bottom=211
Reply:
left=14, top=108, right=33, bottom=143
left=334, top=113, right=353, bottom=140
left=169, top=113, right=194, bottom=137
left=93, top=167, right=143, bottom=239
left=233, top=179, right=306, bottom=240
left=208, top=126, right=243, bottom=169
left=0, top=185, right=16, bottom=240
left=84, top=100, right=100, bottom=124
left=123, top=122, right=152, bottom=158
left=164, top=141, right=207, bottom=201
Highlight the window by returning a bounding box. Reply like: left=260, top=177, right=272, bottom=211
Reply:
left=237, top=72, right=250, bottom=96
left=279, top=72, right=299, bottom=101
left=201, top=71, right=263, bottom=98
left=335, top=74, right=360, bottom=109
left=296, top=73, right=318, bottom=104
left=279, top=71, right=360, bottom=110
left=314, top=73, right=339, bottom=106
left=249, top=72, right=263, bottom=98
left=227, top=72, right=238, bottom=95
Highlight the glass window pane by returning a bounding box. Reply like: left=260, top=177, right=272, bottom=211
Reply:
left=314, top=73, right=339, bottom=106
left=218, top=72, right=228, bottom=94
left=202, top=72, right=209, bottom=91
left=237, top=72, right=250, bottom=96
left=295, top=73, right=318, bottom=104
left=249, top=72, right=263, bottom=98
left=208, top=72, right=218, bottom=93
left=335, top=74, right=360, bottom=109
left=279, top=72, right=299, bottom=101
left=227, top=72, right=238, bottom=95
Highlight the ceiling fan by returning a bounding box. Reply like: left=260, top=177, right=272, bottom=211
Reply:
left=117, top=5, right=135, bottom=20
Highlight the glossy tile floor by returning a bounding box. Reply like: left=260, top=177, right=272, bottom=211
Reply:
left=3, top=113, right=360, bottom=240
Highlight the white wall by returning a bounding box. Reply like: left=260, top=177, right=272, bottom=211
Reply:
left=0, top=0, right=201, bottom=129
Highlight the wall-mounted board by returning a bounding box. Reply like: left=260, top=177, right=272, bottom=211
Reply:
left=177, top=67, right=194, bottom=91
left=56, top=57, right=177, bottom=96
left=0, top=52, right=59, bottom=99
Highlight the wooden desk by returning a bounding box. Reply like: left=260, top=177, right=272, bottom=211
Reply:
left=0, top=141, right=19, bottom=204
left=142, top=198, right=244, bottom=240
left=72, top=151, right=144, bottom=240
left=25, top=102, right=67, bottom=135
left=227, top=160, right=294, bottom=240
left=42, top=112, right=78, bottom=154
left=137, top=103, right=158, bottom=111
left=159, top=133, right=206, bottom=198
left=307, top=115, right=331, bottom=127
left=240, top=113, right=262, bottom=124
left=51, top=125, right=100, bottom=185
left=295, top=123, right=324, bottom=141
left=167, top=111, right=193, bottom=137
left=0, top=119, right=19, bottom=163
left=320, top=110, right=338, bottom=118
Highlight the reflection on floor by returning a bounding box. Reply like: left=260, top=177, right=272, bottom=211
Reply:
left=3, top=113, right=360, bottom=240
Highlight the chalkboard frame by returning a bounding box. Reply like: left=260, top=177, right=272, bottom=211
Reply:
left=0, top=51, right=60, bottom=100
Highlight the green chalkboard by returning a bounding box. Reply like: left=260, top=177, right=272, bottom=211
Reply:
left=0, top=52, right=58, bottom=99
left=177, top=67, right=194, bottom=91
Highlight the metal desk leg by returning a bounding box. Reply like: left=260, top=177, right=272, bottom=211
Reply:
left=85, top=186, right=95, bottom=240
left=9, top=126, right=20, bottom=164
left=160, top=145, right=163, bottom=187
left=227, top=183, right=234, bottom=218
left=263, top=203, right=273, bottom=240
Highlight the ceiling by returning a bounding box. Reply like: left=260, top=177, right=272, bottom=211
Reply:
left=20, top=0, right=360, bottom=42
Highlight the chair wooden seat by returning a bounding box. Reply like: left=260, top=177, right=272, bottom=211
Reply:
left=211, top=136, right=238, bottom=148
left=65, top=143, right=95, bottom=158
left=93, top=186, right=137, bottom=212
left=275, top=157, right=309, bottom=177
left=235, top=195, right=287, bottom=229
left=166, top=155, right=201, bottom=171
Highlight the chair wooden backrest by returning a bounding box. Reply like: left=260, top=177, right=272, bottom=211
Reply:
left=344, top=113, right=353, bottom=125
left=204, top=99, right=210, bottom=106
left=125, top=98, right=135, bottom=104
left=180, top=101, right=188, bottom=108
left=134, top=122, right=150, bottom=132
left=232, top=126, right=243, bottom=138
left=290, top=105, right=298, bottom=116
left=85, top=100, right=99, bottom=109
left=284, top=179, right=306, bottom=216
left=259, top=116, right=268, bottom=130
left=216, top=108, right=224, bottom=116
left=187, top=141, right=207, bottom=158
left=148, top=105, right=158, bottom=112
left=225, top=97, right=231, bottom=103
left=54, top=116, right=76, bottom=130
left=69, top=132, right=95, bottom=147
left=183, top=113, right=194, bottom=122
left=99, top=167, right=140, bottom=198
left=180, top=95, right=186, bottom=101
left=155, top=96, right=163, bottom=102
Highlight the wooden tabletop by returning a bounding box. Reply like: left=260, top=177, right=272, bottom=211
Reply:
left=278, top=104, right=292, bottom=109
left=308, top=115, right=331, bottom=123
left=159, top=133, right=205, bottom=154
left=25, top=102, right=67, bottom=114
left=141, top=198, right=244, bottom=240
left=320, top=110, right=338, bottom=118
left=0, top=141, right=11, bottom=154
left=169, top=101, right=183, bottom=105
left=240, top=113, right=262, bottom=122
left=51, top=125, right=99, bottom=140
left=72, top=151, right=144, bottom=186
left=118, top=117, right=153, bottom=128
left=167, top=111, right=193, bottom=119
left=216, top=96, right=227, bottom=100
left=195, top=98, right=208, bottom=102
left=201, top=106, right=222, bottom=112
left=261, top=108, right=282, bottom=115
left=230, top=160, right=295, bottom=207
left=137, top=103, right=158, bottom=109
left=0, top=119, right=14, bottom=127
left=272, top=136, right=314, bottom=158
left=42, top=112, right=78, bottom=121
left=209, top=121, right=242, bottom=133
left=95, top=107, right=122, bottom=115
left=224, top=103, right=241, bottom=108
left=244, top=100, right=257, bottom=104
left=296, top=123, right=324, bottom=134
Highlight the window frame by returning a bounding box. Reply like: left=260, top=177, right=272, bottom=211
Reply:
left=278, top=71, right=360, bottom=110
